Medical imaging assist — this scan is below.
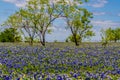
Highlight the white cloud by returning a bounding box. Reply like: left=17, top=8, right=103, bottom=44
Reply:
left=88, top=0, right=108, bottom=8
left=3, top=0, right=108, bottom=8
left=47, top=26, right=57, bottom=30
left=3, top=0, right=27, bottom=7
left=2, top=0, right=87, bottom=8
left=48, top=25, right=67, bottom=32
left=91, top=20, right=120, bottom=29
left=93, top=12, right=106, bottom=16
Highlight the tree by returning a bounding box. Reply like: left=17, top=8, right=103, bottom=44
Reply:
left=2, top=9, right=37, bottom=45
left=0, top=28, right=21, bottom=42
left=105, top=28, right=114, bottom=42
left=61, top=0, right=94, bottom=46
left=101, top=28, right=120, bottom=43
left=19, top=9, right=37, bottom=45
left=114, top=28, right=120, bottom=42
left=18, top=0, right=64, bottom=46
left=100, top=29, right=109, bottom=48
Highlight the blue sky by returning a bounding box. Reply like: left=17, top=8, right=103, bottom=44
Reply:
left=0, top=0, right=120, bottom=42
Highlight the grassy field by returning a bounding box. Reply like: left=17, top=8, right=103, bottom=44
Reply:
left=0, top=42, right=120, bottom=80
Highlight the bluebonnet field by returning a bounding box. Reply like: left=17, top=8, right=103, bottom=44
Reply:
left=0, top=43, right=120, bottom=80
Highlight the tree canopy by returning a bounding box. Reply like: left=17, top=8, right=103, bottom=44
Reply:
left=101, top=27, right=120, bottom=43
left=61, top=1, right=94, bottom=46
left=0, top=28, right=21, bottom=42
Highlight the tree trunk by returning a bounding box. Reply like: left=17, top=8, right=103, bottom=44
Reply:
left=114, top=39, right=117, bottom=43
left=73, top=34, right=79, bottom=46
left=29, top=37, right=33, bottom=46
left=41, top=34, right=46, bottom=46
left=42, top=35, right=45, bottom=46
left=69, top=27, right=79, bottom=46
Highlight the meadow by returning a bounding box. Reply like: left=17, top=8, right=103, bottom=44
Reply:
left=0, top=42, right=120, bottom=80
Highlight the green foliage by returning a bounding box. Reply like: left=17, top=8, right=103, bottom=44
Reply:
left=61, top=1, right=94, bottom=46
left=17, top=0, right=64, bottom=46
left=114, top=28, right=120, bottom=42
left=0, top=28, right=21, bottom=42
left=66, top=34, right=81, bottom=42
left=101, top=27, right=120, bottom=43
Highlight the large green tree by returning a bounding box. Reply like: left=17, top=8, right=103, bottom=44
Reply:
left=0, top=28, right=21, bottom=42
left=2, top=10, right=37, bottom=45
left=61, top=0, right=94, bottom=46
left=18, top=0, right=64, bottom=46
left=19, top=9, right=37, bottom=45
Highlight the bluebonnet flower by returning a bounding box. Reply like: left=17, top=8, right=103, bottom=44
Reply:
left=16, top=78, right=20, bottom=80
left=100, top=72, right=106, bottom=79
left=70, top=72, right=73, bottom=76
left=79, top=62, right=82, bottom=66
left=86, top=72, right=91, bottom=78
left=46, top=77, right=51, bottom=80
left=57, top=75, right=63, bottom=80
left=3, top=75, right=11, bottom=80
left=34, top=72, right=39, bottom=79
left=117, top=70, right=120, bottom=74
left=73, top=73, right=78, bottom=78
left=42, top=74, right=45, bottom=78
